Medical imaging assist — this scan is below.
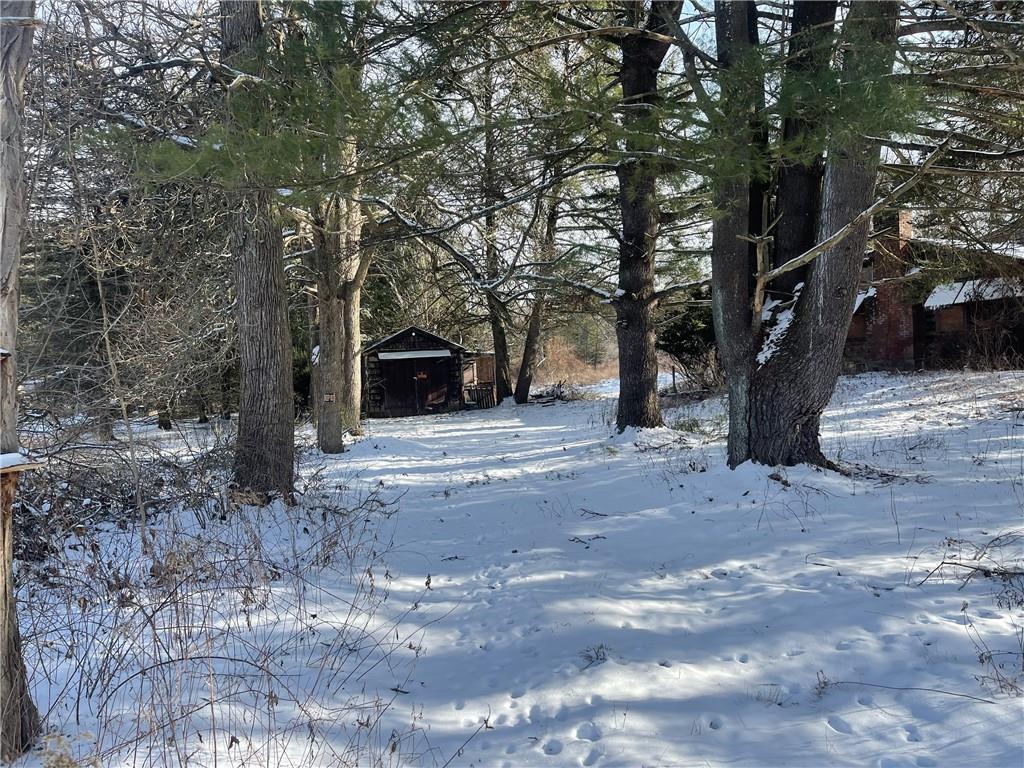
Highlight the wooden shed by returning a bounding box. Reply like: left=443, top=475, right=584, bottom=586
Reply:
left=363, top=327, right=495, bottom=418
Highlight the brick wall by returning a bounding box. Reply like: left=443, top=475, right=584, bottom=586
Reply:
left=864, top=210, right=915, bottom=369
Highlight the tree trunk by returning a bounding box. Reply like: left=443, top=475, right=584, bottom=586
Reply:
left=712, top=0, right=762, bottom=466
left=307, top=290, right=319, bottom=426
left=612, top=2, right=682, bottom=431
left=479, top=59, right=513, bottom=404
left=0, top=2, right=40, bottom=758
left=231, top=192, right=295, bottom=495
left=486, top=292, right=513, bottom=403
left=713, top=0, right=898, bottom=468
left=221, top=1, right=295, bottom=496
left=316, top=238, right=345, bottom=453
left=339, top=281, right=363, bottom=433
left=515, top=185, right=562, bottom=405
left=771, top=0, right=838, bottom=295
left=513, top=299, right=543, bottom=404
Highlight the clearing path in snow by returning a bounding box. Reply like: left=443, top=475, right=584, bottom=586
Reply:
left=322, top=371, right=1024, bottom=768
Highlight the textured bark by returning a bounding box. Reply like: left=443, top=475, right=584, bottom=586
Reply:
left=745, top=1, right=898, bottom=466
left=613, top=1, right=682, bottom=431
left=481, top=62, right=513, bottom=404
left=514, top=299, right=543, bottom=405
left=0, top=2, right=40, bottom=759
left=315, top=216, right=345, bottom=453
left=713, top=0, right=899, bottom=467
left=771, top=0, right=838, bottom=295
left=221, top=1, right=295, bottom=496
left=711, top=1, right=758, bottom=466
left=314, top=190, right=368, bottom=453
left=231, top=193, right=295, bottom=494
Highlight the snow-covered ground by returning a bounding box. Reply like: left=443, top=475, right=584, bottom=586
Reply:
left=18, top=371, right=1024, bottom=767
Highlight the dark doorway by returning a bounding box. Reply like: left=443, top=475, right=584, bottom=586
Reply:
left=382, top=356, right=453, bottom=416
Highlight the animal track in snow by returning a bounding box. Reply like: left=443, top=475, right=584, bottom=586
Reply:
left=904, top=725, right=921, bottom=743
left=575, top=722, right=602, bottom=741
left=543, top=739, right=563, bottom=755
left=581, top=747, right=603, bottom=766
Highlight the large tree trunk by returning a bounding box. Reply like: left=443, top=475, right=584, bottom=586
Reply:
left=771, top=0, right=838, bottom=295
left=713, top=0, right=898, bottom=468
left=711, top=0, right=772, bottom=466
left=613, top=2, right=682, bottom=431
left=222, top=1, right=295, bottom=496
left=314, top=191, right=367, bottom=453
left=315, top=222, right=346, bottom=453
left=0, top=2, right=40, bottom=759
left=231, top=192, right=295, bottom=494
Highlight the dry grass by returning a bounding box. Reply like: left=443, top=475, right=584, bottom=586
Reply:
left=534, top=338, right=618, bottom=386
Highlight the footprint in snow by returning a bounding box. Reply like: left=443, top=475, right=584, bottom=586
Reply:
left=581, top=747, right=603, bottom=766
left=827, top=716, right=853, bottom=735
left=904, top=725, right=921, bottom=743
left=736, top=653, right=749, bottom=664
left=575, top=722, right=602, bottom=741
left=543, top=739, right=563, bottom=755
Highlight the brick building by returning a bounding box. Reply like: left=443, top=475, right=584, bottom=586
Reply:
left=845, top=213, right=1024, bottom=370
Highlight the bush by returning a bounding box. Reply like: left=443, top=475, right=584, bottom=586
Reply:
left=657, top=305, right=723, bottom=393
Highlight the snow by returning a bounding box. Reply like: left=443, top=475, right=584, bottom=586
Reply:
left=113, top=112, right=196, bottom=148
left=0, top=452, right=36, bottom=470
left=378, top=349, right=452, bottom=360
left=17, top=371, right=1024, bottom=767
left=853, top=286, right=877, bottom=313
left=924, top=278, right=1024, bottom=309
left=757, top=282, right=803, bottom=366
left=756, top=307, right=795, bottom=365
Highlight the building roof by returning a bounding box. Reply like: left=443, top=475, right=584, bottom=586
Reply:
left=924, top=278, right=1024, bottom=309
left=363, top=325, right=467, bottom=353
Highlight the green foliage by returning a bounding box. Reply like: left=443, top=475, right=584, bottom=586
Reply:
left=657, top=304, right=716, bottom=366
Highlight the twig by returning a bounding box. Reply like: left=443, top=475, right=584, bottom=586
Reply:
left=831, top=680, right=997, bottom=705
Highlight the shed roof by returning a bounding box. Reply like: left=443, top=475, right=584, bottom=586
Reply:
left=364, top=325, right=466, bottom=354
left=924, top=278, right=1024, bottom=309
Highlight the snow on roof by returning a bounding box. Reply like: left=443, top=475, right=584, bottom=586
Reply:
left=924, top=278, right=1024, bottom=309
left=853, top=287, right=877, bottom=313
left=912, top=236, right=1024, bottom=261
left=378, top=349, right=452, bottom=360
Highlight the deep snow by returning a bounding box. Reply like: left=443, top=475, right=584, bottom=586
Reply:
left=17, top=371, right=1024, bottom=767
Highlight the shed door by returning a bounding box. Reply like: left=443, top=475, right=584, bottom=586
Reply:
left=382, top=357, right=452, bottom=416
